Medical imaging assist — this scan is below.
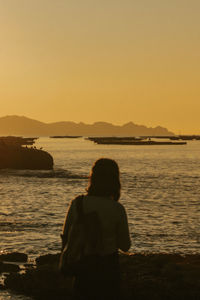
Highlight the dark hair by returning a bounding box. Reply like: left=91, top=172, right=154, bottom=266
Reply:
left=86, top=158, right=121, bottom=201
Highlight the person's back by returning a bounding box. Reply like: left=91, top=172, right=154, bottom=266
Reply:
left=80, top=195, right=130, bottom=254
left=61, top=158, right=131, bottom=300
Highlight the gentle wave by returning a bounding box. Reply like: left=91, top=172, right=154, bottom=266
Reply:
left=0, top=221, right=63, bottom=231
left=0, top=168, right=88, bottom=179
left=1, top=138, right=200, bottom=259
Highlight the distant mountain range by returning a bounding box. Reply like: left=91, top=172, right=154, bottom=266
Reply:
left=0, top=115, right=174, bottom=136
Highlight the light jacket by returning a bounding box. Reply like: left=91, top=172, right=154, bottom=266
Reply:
left=62, top=195, right=131, bottom=255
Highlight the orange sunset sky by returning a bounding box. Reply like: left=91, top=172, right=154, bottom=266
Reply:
left=0, top=0, right=200, bottom=134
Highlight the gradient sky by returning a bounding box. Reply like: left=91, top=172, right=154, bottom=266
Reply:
left=0, top=0, right=200, bottom=134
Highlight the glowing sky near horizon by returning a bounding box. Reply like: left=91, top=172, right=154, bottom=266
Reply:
left=0, top=0, right=200, bottom=134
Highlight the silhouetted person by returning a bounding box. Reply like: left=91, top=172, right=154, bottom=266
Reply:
left=62, top=158, right=131, bottom=300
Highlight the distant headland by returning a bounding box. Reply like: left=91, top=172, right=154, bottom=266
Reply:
left=0, top=115, right=174, bottom=136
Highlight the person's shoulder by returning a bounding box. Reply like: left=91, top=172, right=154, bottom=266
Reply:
left=115, top=201, right=125, bottom=209
left=115, top=201, right=127, bottom=216
left=71, top=194, right=84, bottom=204
left=66, top=195, right=81, bottom=210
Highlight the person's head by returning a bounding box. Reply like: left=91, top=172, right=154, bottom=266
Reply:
left=86, top=158, right=121, bottom=201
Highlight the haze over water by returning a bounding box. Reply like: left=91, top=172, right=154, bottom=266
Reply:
left=1, top=137, right=200, bottom=258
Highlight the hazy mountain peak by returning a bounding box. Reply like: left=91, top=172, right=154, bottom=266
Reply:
left=2, top=115, right=45, bottom=124
left=0, top=115, right=174, bottom=136
left=93, top=121, right=113, bottom=126
left=122, top=122, right=136, bottom=127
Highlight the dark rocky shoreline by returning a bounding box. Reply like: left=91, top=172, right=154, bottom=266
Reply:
left=0, top=137, right=53, bottom=170
left=1, top=252, right=200, bottom=299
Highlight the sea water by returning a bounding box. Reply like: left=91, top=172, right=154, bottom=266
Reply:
left=0, top=137, right=200, bottom=299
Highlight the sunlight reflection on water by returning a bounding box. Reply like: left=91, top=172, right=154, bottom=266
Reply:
left=0, top=138, right=200, bottom=257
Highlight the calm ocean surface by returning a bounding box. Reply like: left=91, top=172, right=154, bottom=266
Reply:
left=0, top=137, right=200, bottom=299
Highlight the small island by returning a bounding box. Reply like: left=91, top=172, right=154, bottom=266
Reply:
left=0, top=136, right=53, bottom=170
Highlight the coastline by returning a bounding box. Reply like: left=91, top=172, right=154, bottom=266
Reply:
left=1, top=252, right=200, bottom=300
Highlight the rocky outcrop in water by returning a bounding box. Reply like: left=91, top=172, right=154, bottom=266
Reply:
left=0, top=137, right=53, bottom=170
left=1, top=252, right=200, bottom=299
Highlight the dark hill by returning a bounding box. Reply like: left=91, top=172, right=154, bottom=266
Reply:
left=0, top=115, right=174, bottom=136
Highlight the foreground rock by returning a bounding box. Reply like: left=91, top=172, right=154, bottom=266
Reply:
left=0, top=252, right=28, bottom=263
left=0, top=137, right=53, bottom=170
left=3, top=253, right=200, bottom=300
left=0, top=252, right=28, bottom=274
left=0, top=261, right=20, bottom=273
